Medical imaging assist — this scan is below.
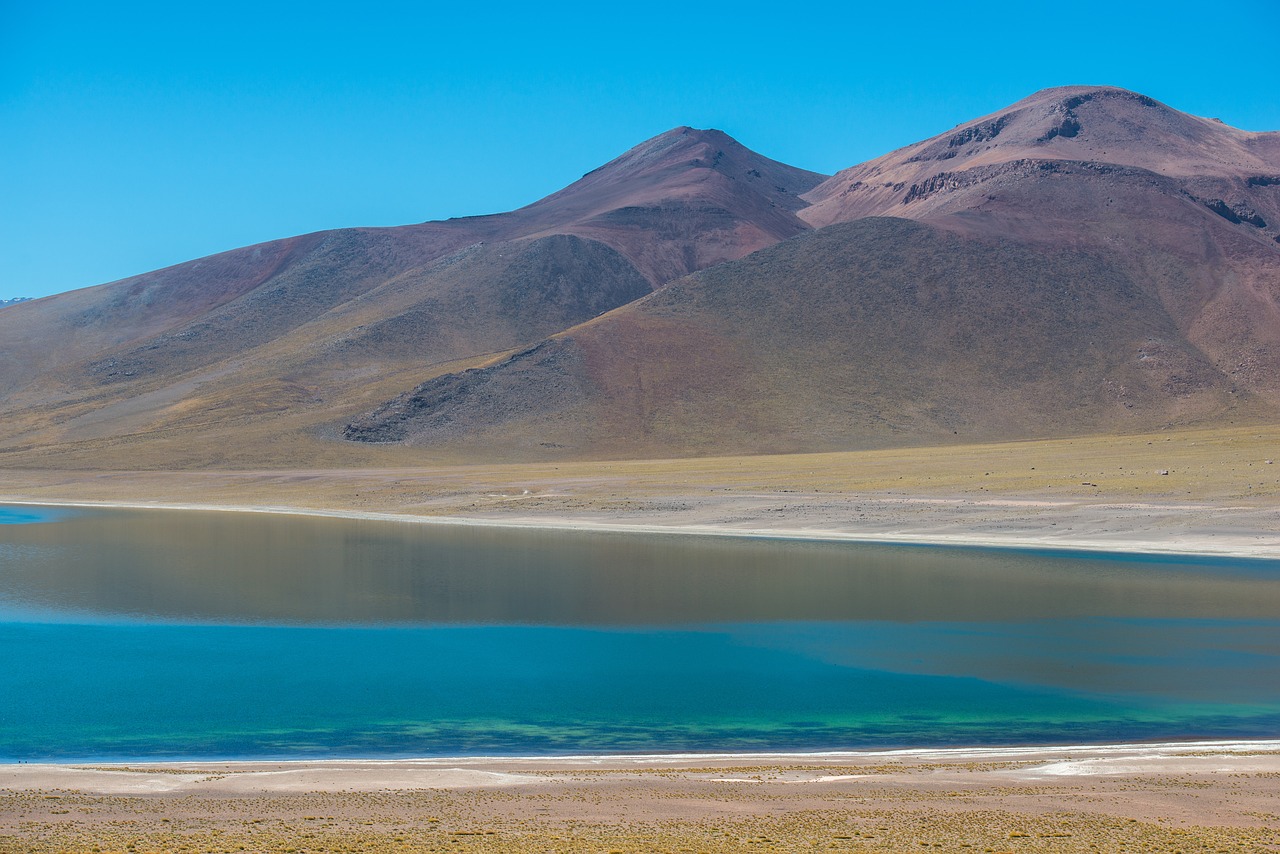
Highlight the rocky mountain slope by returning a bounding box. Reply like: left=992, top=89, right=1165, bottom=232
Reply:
left=0, top=129, right=824, bottom=466
left=345, top=87, right=1280, bottom=458
left=3, top=86, right=1277, bottom=467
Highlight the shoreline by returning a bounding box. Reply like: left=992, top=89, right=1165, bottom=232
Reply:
left=5, top=738, right=1280, bottom=792
left=4, top=496, right=1279, bottom=560
left=5, top=736, right=1280, bottom=772
left=6, top=740, right=1280, bottom=852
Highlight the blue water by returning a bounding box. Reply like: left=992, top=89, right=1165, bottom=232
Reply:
left=0, top=505, right=71, bottom=525
left=1, top=505, right=1278, bottom=760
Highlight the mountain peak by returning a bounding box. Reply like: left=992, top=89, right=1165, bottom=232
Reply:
left=1017, top=84, right=1155, bottom=105
left=802, top=85, right=1280, bottom=227
left=516, top=125, right=827, bottom=226
left=573, top=125, right=784, bottom=186
left=903, top=85, right=1243, bottom=164
left=1004, top=85, right=1220, bottom=144
left=648, top=125, right=731, bottom=142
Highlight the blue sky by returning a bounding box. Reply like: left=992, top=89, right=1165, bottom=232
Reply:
left=4, top=0, right=1279, bottom=300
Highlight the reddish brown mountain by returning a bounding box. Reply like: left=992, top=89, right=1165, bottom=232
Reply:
left=508, top=126, right=824, bottom=284
left=0, top=129, right=824, bottom=466
left=4, top=87, right=1278, bottom=468
left=804, top=86, right=1280, bottom=226
left=801, top=86, right=1280, bottom=405
left=346, top=87, right=1280, bottom=459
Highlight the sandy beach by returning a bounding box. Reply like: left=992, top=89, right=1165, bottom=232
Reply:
left=3, top=741, right=1280, bottom=852
left=5, top=492, right=1280, bottom=559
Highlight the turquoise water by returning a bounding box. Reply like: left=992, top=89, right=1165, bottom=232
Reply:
left=0, top=505, right=70, bottom=525
left=1, top=504, right=1278, bottom=760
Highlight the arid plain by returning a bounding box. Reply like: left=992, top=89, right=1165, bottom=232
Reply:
left=4, top=741, right=1280, bottom=853
left=4, top=424, right=1277, bottom=557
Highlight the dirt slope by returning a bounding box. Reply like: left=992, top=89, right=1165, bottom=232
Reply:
left=346, top=217, right=1269, bottom=457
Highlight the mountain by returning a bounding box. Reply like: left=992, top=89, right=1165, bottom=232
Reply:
left=345, top=87, right=1280, bottom=458
left=495, top=126, right=825, bottom=284
left=803, top=86, right=1280, bottom=227
left=4, top=87, right=1278, bottom=468
left=800, top=86, right=1280, bottom=405
left=0, top=129, right=824, bottom=467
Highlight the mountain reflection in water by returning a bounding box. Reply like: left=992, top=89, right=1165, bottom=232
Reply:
left=2, top=505, right=1278, bottom=760
left=1, top=506, right=1277, bottom=627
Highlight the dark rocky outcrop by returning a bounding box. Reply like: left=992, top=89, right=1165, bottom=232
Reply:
left=1202, top=198, right=1267, bottom=228
left=344, top=339, right=588, bottom=444
left=948, top=115, right=1012, bottom=148
left=1039, top=116, right=1082, bottom=142
left=903, top=173, right=956, bottom=204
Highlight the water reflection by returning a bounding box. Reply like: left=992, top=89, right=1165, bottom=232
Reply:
left=0, top=506, right=1278, bottom=627
left=726, top=618, right=1280, bottom=702
left=2, top=505, right=1280, bottom=758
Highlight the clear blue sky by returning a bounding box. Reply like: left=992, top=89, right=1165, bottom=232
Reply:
left=4, top=0, right=1279, bottom=300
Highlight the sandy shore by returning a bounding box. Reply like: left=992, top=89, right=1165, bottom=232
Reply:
left=4, top=742, right=1279, bottom=852
left=4, top=491, right=1280, bottom=560
left=6, top=740, right=1280, bottom=793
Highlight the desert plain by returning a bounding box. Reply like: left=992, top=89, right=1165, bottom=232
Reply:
left=2, top=741, right=1279, bottom=853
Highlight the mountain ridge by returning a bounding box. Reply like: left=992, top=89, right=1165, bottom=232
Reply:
left=343, top=86, right=1280, bottom=459
left=2, top=86, right=1277, bottom=468
left=802, top=86, right=1280, bottom=229
left=0, top=124, right=828, bottom=466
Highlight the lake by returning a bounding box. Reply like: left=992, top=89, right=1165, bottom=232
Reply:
left=2, top=503, right=1278, bottom=760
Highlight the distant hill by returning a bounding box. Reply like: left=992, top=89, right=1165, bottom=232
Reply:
left=0, top=297, right=31, bottom=309
left=2, top=86, right=1277, bottom=468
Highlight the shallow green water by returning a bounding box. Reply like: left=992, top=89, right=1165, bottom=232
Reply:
left=1, top=504, right=1277, bottom=760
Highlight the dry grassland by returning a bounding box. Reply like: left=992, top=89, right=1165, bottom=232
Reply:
left=2, top=424, right=1277, bottom=554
